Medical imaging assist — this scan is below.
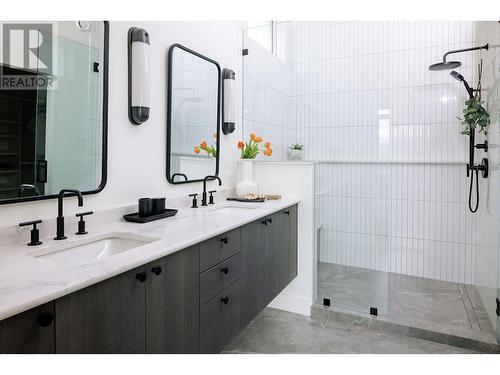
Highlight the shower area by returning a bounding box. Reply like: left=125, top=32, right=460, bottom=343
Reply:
left=242, top=21, right=500, bottom=345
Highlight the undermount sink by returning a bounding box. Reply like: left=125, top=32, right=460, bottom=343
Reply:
left=28, top=233, right=160, bottom=267
left=207, top=205, right=259, bottom=215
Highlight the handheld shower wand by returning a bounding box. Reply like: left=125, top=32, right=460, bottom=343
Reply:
left=449, top=70, right=488, bottom=213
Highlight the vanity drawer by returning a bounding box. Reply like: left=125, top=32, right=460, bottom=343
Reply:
left=200, top=254, right=241, bottom=305
left=200, top=281, right=240, bottom=354
left=199, top=228, right=240, bottom=272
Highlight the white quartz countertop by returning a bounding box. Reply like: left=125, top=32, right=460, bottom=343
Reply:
left=0, top=198, right=299, bottom=321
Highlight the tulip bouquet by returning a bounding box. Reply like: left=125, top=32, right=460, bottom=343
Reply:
left=194, top=134, right=217, bottom=157
left=237, top=133, right=272, bottom=159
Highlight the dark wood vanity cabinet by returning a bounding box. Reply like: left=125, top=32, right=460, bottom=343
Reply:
left=55, top=266, right=147, bottom=354
left=0, top=302, right=55, bottom=354
left=146, top=245, right=200, bottom=354
left=0, top=204, right=298, bottom=354
left=240, top=206, right=298, bottom=330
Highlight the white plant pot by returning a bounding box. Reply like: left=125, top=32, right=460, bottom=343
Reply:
left=236, top=159, right=258, bottom=197
left=288, top=149, right=303, bottom=160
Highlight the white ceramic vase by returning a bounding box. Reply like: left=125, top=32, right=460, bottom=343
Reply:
left=288, top=149, right=303, bottom=160
left=236, top=159, right=258, bottom=197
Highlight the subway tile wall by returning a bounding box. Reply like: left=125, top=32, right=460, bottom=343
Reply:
left=299, top=21, right=479, bottom=284
left=243, top=21, right=493, bottom=285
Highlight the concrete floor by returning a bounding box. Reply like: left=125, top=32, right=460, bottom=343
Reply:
left=316, top=262, right=498, bottom=344
left=224, top=308, right=479, bottom=354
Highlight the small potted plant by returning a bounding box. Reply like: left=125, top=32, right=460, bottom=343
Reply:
left=288, top=143, right=304, bottom=160
left=236, top=133, right=272, bottom=196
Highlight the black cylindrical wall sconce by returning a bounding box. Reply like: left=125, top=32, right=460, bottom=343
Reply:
left=128, top=27, right=151, bottom=125
left=222, top=68, right=236, bottom=134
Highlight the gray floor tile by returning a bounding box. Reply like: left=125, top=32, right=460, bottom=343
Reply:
left=224, top=308, right=479, bottom=354
left=316, top=262, right=498, bottom=343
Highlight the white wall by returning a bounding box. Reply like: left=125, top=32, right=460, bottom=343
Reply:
left=474, top=21, right=500, bottom=333
left=0, top=21, right=243, bottom=227
left=288, top=21, right=478, bottom=284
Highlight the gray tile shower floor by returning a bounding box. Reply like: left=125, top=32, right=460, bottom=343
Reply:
left=316, top=262, right=497, bottom=345
left=224, top=308, right=478, bottom=354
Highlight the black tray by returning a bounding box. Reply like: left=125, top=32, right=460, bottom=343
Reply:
left=123, top=208, right=178, bottom=223
left=226, top=197, right=265, bottom=203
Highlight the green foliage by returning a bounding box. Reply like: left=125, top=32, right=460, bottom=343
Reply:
left=240, top=139, right=262, bottom=159
left=289, top=143, right=303, bottom=150
left=459, top=98, right=490, bottom=136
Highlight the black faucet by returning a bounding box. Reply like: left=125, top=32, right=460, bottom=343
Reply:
left=201, top=175, right=221, bottom=206
left=55, top=189, right=83, bottom=240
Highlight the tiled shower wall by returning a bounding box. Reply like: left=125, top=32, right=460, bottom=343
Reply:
left=243, top=21, right=488, bottom=284
left=474, top=21, right=500, bottom=330
left=242, top=27, right=290, bottom=160
left=295, top=21, right=478, bottom=284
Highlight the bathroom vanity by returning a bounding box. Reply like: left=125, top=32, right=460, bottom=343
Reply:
left=0, top=202, right=298, bottom=354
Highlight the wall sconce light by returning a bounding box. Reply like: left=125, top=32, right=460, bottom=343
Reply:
left=222, top=68, right=236, bottom=134
left=128, top=27, right=151, bottom=126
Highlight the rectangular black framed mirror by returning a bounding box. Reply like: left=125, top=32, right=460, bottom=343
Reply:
left=0, top=21, right=109, bottom=204
left=166, top=43, right=221, bottom=184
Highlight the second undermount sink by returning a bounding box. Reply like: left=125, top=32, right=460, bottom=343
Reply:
left=28, top=233, right=160, bottom=267
left=207, top=205, right=259, bottom=215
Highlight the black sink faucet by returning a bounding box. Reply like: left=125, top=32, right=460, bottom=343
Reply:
left=55, top=189, right=83, bottom=240
left=201, top=175, right=221, bottom=206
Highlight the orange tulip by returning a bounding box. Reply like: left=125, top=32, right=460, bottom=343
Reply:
left=264, top=148, right=273, bottom=156
left=254, top=136, right=263, bottom=143
left=194, top=146, right=200, bottom=154
left=250, top=133, right=256, bottom=141
left=200, top=141, right=207, bottom=148
left=237, top=141, right=245, bottom=150
left=264, top=142, right=271, bottom=149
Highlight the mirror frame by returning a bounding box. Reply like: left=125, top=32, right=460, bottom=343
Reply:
left=0, top=21, right=109, bottom=205
left=166, top=43, right=221, bottom=185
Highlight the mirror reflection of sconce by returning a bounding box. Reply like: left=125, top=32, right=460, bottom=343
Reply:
left=222, top=68, right=236, bottom=134
left=128, top=27, right=151, bottom=125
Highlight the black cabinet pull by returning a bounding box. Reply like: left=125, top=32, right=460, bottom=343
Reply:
left=220, top=236, right=228, bottom=244
left=220, top=297, right=229, bottom=304
left=268, top=218, right=272, bottom=224
left=220, top=267, right=229, bottom=274
left=37, top=312, right=54, bottom=327
left=136, top=272, right=147, bottom=282
left=261, top=220, right=268, bottom=226
left=151, top=266, right=162, bottom=276
left=284, top=210, right=290, bottom=215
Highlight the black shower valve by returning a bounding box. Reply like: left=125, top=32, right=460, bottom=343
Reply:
left=475, top=140, right=488, bottom=152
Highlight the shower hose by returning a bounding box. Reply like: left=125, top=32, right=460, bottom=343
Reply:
left=469, top=168, right=479, bottom=213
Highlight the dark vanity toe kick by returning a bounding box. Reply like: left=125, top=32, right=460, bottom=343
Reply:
left=200, top=253, right=241, bottom=305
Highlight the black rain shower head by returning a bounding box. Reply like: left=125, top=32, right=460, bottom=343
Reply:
left=428, top=43, right=489, bottom=71
left=429, top=60, right=462, bottom=71
left=450, top=70, right=474, bottom=99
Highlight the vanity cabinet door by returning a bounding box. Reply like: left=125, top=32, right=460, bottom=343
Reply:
left=240, top=218, right=267, bottom=329
left=0, top=302, right=55, bottom=354
left=146, top=245, right=200, bottom=354
left=281, top=205, right=298, bottom=288
left=264, top=211, right=284, bottom=306
left=55, top=266, right=147, bottom=354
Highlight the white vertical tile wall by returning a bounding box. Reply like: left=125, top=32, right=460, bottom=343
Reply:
left=474, top=21, right=500, bottom=332
left=295, top=21, right=479, bottom=284
left=243, top=21, right=487, bottom=285
left=242, top=25, right=290, bottom=160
